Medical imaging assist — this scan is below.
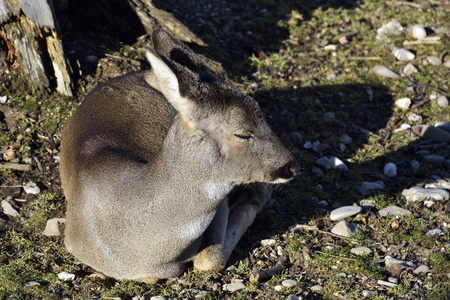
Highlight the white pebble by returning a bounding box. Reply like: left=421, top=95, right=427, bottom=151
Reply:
left=378, top=206, right=412, bottom=217
left=427, top=56, right=441, bottom=66
left=395, top=97, right=411, bottom=110
left=274, top=285, right=284, bottom=291
left=425, top=229, right=443, bottom=236
left=1, top=200, right=19, bottom=217
left=372, top=65, right=400, bottom=78
left=412, top=25, right=427, bottom=40
left=42, top=218, right=66, bottom=237
left=413, top=265, right=430, bottom=274
left=408, top=113, right=422, bottom=123
left=403, top=63, right=418, bottom=76
left=329, top=156, right=348, bottom=171
left=261, top=239, right=276, bottom=246
left=404, top=187, right=449, bottom=202
left=424, top=201, right=436, bottom=208
left=223, top=282, right=245, bottom=292
left=392, top=47, right=415, bottom=61
left=384, top=255, right=414, bottom=268
left=393, top=123, right=411, bottom=132
left=331, top=221, right=361, bottom=237
left=150, top=297, right=167, bottom=300
left=310, top=285, right=324, bottom=291
left=58, top=271, right=76, bottom=281
left=282, top=279, right=297, bottom=288
left=23, top=181, right=40, bottom=195
left=383, top=162, right=397, bottom=178
left=0, top=95, right=7, bottom=104
left=350, top=246, right=372, bottom=256
left=437, top=95, right=448, bottom=108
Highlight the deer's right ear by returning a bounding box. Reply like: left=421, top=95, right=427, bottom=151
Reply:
left=146, top=50, right=197, bottom=120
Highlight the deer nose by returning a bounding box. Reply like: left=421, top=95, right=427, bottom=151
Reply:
left=290, top=164, right=301, bottom=177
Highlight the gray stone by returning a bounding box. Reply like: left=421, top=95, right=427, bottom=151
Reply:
left=383, top=162, right=397, bottom=178
left=223, top=281, right=246, bottom=292
left=362, top=290, right=378, bottom=298
left=427, top=56, right=441, bottom=66
left=361, top=181, right=385, bottom=190
left=150, top=297, right=167, bottom=300
left=274, top=285, right=284, bottom=291
left=336, top=272, right=347, bottom=277
left=425, top=181, right=450, bottom=190
left=378, top=206, right=412, bottom=217
left=350, top=247, right=372, bottom=256
left=310, top=285, right=323, bottom=292
left=403, top=63, right=418, bottom=76
left=410, top=160, right=420, bottom=173
left=57, top=271, right=76, bottom=281
left=403, top=187, right=449, bottom=202
left=360, top=200, right=375, bottom=209
left=330, top=206, right=362, bottom=221
left=42, top=218, right=66, bottom=237
left=425, top=229, right=443, bottom=236
left=424, top=155, right=446, bottom=164
left=1, top=200, right=19, bottom=217
left=286, top=295, right=299, bottom=300
left=23, top=181, right=40, bottom=195
left=339, top=134, right=352, bottom=144
left=315, top=157, right=333, bottom=169
left=388, top=277, right=399, bottom=284
left=331, top=221, right=361, bottom=237
left=282, top=279, right=297, bottom=288
left=384, top=256, right=414, bottom=268
left=312, top=167, right=324, bottom=176
left=437, top=95, right=449, bottom=108
left=289, top=132, right=303, bottom=146
left=414, top=265, right=430, bottom=274
left=372, top=65, right=400, bottom=78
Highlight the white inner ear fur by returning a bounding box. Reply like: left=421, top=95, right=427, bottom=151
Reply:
left=146, top=51, right=196, bottom=118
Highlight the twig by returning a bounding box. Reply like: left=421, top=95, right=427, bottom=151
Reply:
left=0, top=162, right=32, bottom=171
left=249, top=257, right=287, bottom=283
left=403, top=36, right=441, bottom=46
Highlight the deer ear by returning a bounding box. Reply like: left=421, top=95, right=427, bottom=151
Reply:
left=146, top=50, right=196, bottom=118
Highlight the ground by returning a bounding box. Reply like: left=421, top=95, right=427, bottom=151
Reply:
left=0, top=0, right=449, bottom=299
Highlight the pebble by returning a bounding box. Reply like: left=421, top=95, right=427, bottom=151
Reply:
left=330, top=206, right=362, bottom=221
left=0, top=95, right=7, bottom=104
left=425, top=181, right=450, bottom=189
left=310, top=285, right=323, bottom=292
left=315, top=157, right=333, bottom=169
left=408, top=113, right=422, bottom=123
left=150, top=297, right=167, bottom=300
left=377, top=280, right=397, bottom=287
left=392, top=47, right=415, bottom=61
left=329, top=156, right=348, bottom=171
left=324, top=245, right=336, bottom=251
left=378, top=206, right=412, bottom=217
left=282, top=279, right=298, bottom=288
left=86, top=55, right=98, bottom=63
left=424, top=155, right=446, bottom=164
left=289, top=131, right=303, bottom=146
left=362, top=290, right=378, bottom=298
left=42, top=218, right=66, bottom=237
left=424, top=201, right=436, bottom=207
left=318, top=200, right=328, bottom=207
left=361, top=181, right=385, bottom=190
left=261, top=239, right=276, bottom=246
left=360, top=199, right=375, bottom=209
left=350, top=246, right=372, bottom=256
left=417, top=125, right=450, bottom=143
left=372, top=65, right=400, bottom=78
left=385, top=256, right=414, bottom=268
left=23, top=181, right=40, bottom=195
left=312, top=167, right=324, bottom=176
left=411, top=25, right=427, bottom=40
left=394, top=97, right=411, bottom=110
left=286, top=295, right=299, bottom=300
left=425, top=229, right=443, bottom=236
left=393, top=123, right=411, bottom=132
left=336, top=272, right=347, bottom=277
left=403, top=187, right=449, bottom=202
left=437, top=95, right=449, bottom=108
left=426, top=56, right=441, bottom=66
left=57, top=271, right=76, bottom=281
left=403, top=63, right=418, bottom=76
left=222, top=281, right=246, bottom=292
left=383, top=162, right=397, bottom=178
left=250, top=83, right=259, bottom=90
left=274, top=285, right=284, bottom=291
left=410, top=160, right=420, bottom=173
left=1, top=199, right=19, bottom=217
left=339, top=134, right=352, bottom=144
left=388, top=277, right=399, bottom=284
left=413, top=265, right=430, bottom=274
left=331, top=221, right=361, bottom=237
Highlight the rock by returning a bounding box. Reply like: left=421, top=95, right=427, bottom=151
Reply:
left=410, top=160, right=420, bottom=173
left=425, top=229, right=443, bottom=236
left=25, top=281, right=41, bottom=287
left=392, top=47, right=415, bottom=61
left=427, top=56, right=441, bottom=66
left=250, top=83, right=259, bottom=90
left=377, top=280, right=397, bottom=287
left=412, top=25, right=426, bottom=40
left=315, top=157, right=333, bottom=169
left=393, top=123, right=411, bottom=132
left=403, top=63, right=418, bottom=76
left=261, top=239, right=276, bottom=246
left=329, top=156, right=348, bottom=171
left=350, top=246, right=372, bottom=256
left=223, top=281, right=246, bottom=292
left=424, top=201, right=436, bottom=207
left=388, top=277, right=399, bottom=284
left=310, top=285, right=324, bottom=292
left=339, top=134, right=352, bottom=144
left=383, top=162, right=397, bottom=178
left=150, top=297, right=167, bottom=300
left=318, top=200, right=328, bottom=207
left=378, top=206, right=412, bottom=217
left=408, top=113, right=422, bottom=123
left=86, top=55, right=98, bottom=63
left=360, top=199, right=375, bottom=209
left=274, top=285, right=284, bottom=291
left=361, top=181, right=385, bottom=190
left=312, top=167, right=324, bottom=176
left=437, top=95, right=449, bottom=108
left=403, top=187, right=449, bottom=202
left=330, top=206, right=362, bottom=221
left=0, top=95, right=7, bottom=104
left=372, top=65, right=400, bottom=78
left=362, top=290, right=378, bottom=298
left=394, top=97, right=411, bottom=110
left=282, top=279, right=298, bottom=288
left=424, top=155, right=446, bottom=164
left=58, top=271, right=76, bottom=281
left=289, top=132, right=303, bottom=146
left=42, top=218, right=66, bottom=237
left=425, top=181, right=450, bottom=190
left=417, top=125, right=450, bottom=143
left=414, top=265, right=430, bottom=274
left=331, top=221, right=361, bottom=237
left=23, top=181, right=40, bottom=195
left=336, top=272, right=347, bottom=278
left=384, top=256, right=414, bottom=268
left=377, top=20, right=404, bottom=40
left=286, top=295, right=299, bottom=300
left=1, top=199, right=19, bottom=217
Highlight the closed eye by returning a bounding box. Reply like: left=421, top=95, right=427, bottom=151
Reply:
left=234, top=133, right=253, bottom=140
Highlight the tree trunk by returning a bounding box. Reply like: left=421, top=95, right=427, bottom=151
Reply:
left=0, top=0, right=73, bottom=97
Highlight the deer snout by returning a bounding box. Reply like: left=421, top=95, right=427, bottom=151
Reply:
left=270, top=159, right=300, bottom=183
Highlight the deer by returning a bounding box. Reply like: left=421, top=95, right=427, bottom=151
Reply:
left=60, top=28, right=299, bottom=283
